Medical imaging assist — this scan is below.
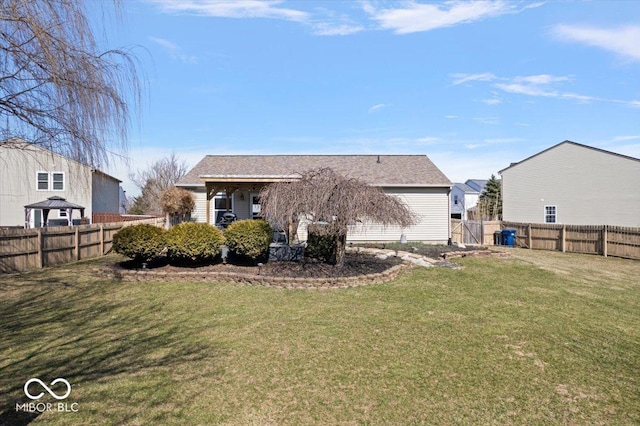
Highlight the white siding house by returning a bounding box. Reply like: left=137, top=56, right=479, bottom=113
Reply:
left=176, top=155, right=452, bottom=244
left=499, top=141, right=640, bottom=227
left=0, top=139, right=122, bottom=227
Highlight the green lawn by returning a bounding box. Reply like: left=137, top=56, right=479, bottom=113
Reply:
left=1, top=249, right=639, bottom=425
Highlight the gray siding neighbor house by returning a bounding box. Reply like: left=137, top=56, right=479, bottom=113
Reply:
left=499, top=141, right=640, bottom=227
left=176, top=155, right=452, bottom=243
left=0, top=139, right=122, bottom=228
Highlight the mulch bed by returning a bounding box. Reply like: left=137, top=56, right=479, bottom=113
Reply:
left=116, top=252, right=403, bottom=279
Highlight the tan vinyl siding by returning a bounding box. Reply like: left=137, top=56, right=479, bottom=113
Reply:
left=502, top=142, right=640, bottom=227
left=295, top=187, right=450, bottom=243
left=232, top=191, right=251, bottom=220
left=189, top=187, right=209, bottom=224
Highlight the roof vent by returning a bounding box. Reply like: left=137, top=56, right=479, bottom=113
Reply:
left=377, top=155, right=381, bottom=164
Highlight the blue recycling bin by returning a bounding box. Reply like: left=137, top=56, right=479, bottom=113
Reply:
left=501, top=228, right=516, bottom=247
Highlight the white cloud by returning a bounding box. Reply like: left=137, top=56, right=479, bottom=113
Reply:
left=454, top=72, right=639, bottom=107
left=415, top=137, right=440, bottom=145
left=147, top=0, right=308, bottom=22
left=473, top=117, right=500, bottom=125
left=482, top=98, right=502, bottom=105
left=494, top=82, right=558, bottom=97
left=368, top=103, right=387, bottom=113
left=444, top=115, right=459, bottom=119
left=312, top=22, right=364, bottom=36
left=513, top=74, right=571, bottom=85
left=450, top=72, right=497, bottom=86
left=552, top=24, right=640, bottom=62
left=365, top=1, right=543, bottom=34
left=148, top=36, right=198, bottom=64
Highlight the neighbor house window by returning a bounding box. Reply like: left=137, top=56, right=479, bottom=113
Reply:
left=544, top=205, right=557, bottom=223
left=454, top=195, right=459, bottom=205
left=37, top=172, right=49, bottom=190
left=37, top=171, right=64, bottom=191
left=52, top=172, right=64, bottom=190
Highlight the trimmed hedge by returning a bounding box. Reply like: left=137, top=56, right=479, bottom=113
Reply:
left=166, top=222, right=225, bottom=263
left=306, top=231, right=337, bottom=263
left=113, top=224, right=166, bottom=262
left=224, top=219, right=272, bottom=261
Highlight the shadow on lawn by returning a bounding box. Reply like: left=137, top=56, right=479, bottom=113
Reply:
left=0, top=268, right=220, bottom=425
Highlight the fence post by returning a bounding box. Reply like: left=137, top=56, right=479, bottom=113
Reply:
left=100, top=224, right=105, bottom=255
left=75, top=226, right=80, bottom=261
left=602, top=225, right=608, bottom=257
left=37, top=228, right=43, bottom=268
left=561, top=225, right=566, bottom=253
left=527, top=224, right=532, bottom=249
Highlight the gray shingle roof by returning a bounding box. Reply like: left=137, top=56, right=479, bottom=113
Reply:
left=177, top=155, right=451, bottom=187
left=454, top=182, right=478, bottom=193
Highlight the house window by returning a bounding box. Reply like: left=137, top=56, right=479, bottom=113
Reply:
left=36, top=171, right=64, bottom=191
left=52, top=172, right=64, bottom=190
left=454, top=195, right=459, bottom=205
left=37, top=172, right=49, bottom=190
left=544, top=205, right=557, bottom=224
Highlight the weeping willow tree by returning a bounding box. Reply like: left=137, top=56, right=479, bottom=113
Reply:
left=0, top=0, right=141, bottom=167
left=259, top=168, right=417, bottom=267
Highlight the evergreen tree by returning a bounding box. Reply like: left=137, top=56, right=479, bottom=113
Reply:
left=477, top=175, right=502, bottom=220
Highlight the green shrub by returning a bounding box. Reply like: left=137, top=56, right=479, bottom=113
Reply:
left=224, top=219, right=272, bottom=261
left=113, top=224, right=166, bottom=262
left=166, top=222, right=225, bottom=263
left=305, top=230, right=337, bottom=263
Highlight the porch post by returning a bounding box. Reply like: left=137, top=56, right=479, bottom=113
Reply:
left=205, top=182, right=217, bottom=225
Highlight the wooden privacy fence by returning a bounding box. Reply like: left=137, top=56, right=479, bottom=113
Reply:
left=451, top=220, right=501, bottom=246
left=502, top=222, right=640, bottom=261
left=0, top=217, right=165, bottom=273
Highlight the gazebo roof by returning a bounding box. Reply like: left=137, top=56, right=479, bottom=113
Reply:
left=25, top=196, right=84, bottom=210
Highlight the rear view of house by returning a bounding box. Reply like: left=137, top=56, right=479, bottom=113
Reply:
left=176, top=155, right=452, bottom=243
left=500, top=141, right=640, bottom=227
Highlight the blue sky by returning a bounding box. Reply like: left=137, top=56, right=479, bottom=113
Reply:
left=99, top=1, right=640, bottom=196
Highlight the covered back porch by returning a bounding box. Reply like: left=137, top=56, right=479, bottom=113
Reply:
left=201, top=176, right=296, bottom=227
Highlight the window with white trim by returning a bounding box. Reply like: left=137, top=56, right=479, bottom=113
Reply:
left=52, top=172, right=64, bottom=190
left=544, top=205, right=557, bottom=224
left=37, top=172, right=49, bottom=190
left=36, top=171, right=65, bottom=191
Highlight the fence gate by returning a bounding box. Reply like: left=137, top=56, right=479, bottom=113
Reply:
left=451, top=219, right=485, bottom=245
left=463, top=220, right=483, bottom=245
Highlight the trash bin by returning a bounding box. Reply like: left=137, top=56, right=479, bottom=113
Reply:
left=501, top=228, right=516, bottom=247
left=494, top=230, right=502, bottom=245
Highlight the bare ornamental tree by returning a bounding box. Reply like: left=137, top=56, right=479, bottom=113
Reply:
left=0, top=0, right=141, bottom=167
left=129, top=153, right=189, bottom=215
left=259, top=168, right=417, bottom=268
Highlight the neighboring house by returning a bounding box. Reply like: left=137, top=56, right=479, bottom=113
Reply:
left=450, top=179, right=488, bottom=220
left=0, top=139, right=122, bottom=228
left=499, top=140, right=640, bottom=227
left=176, top=155, right=452, bottom=243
